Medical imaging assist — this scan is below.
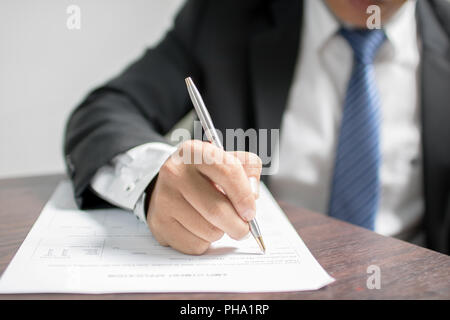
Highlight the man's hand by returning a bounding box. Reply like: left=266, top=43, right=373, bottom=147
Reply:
left=146, top=140, right=262, bottom=255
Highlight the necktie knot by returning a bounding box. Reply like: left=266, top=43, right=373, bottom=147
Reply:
left=340, top=28, right=386, bottom=65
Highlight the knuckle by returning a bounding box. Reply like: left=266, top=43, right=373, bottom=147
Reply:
left=224, top=152, right=240, bottom=167
left=230, top=223, right=249, bottom=241
left=159, top=158, right=182, bottom=181
left=204, top=203, right=223, bottom=220
left=189, top=241, right=210, bottom=255
left=180, top=139, right=206, bottom=164
left=251, top=154, right=263, bottom=170
left=185, top=139, right=203, bottom=153
left=216, top=163, right=232, bottom=178
left=203, top=145, right=223, bottom=165
left=181, top=139, right=195, bottom=150
left=204, top=201, right=227, bottom=221
left=242, top=154, right=262, bottom=175
left=220, top=161, right=241, bottom=180
left=235, top=192, right=255, bottom=210
left=206, top=225, right=225, bottom=242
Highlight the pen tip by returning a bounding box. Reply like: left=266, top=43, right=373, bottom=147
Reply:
left=257, top=236, right=266, bottom=254
left=185, top=77, right=192, bottom=85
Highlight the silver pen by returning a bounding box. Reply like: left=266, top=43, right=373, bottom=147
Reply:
left=185, top=77, right=266, bottom=253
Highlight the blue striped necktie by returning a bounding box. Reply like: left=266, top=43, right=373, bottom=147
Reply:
left=328, top=28, right=386, bottom=230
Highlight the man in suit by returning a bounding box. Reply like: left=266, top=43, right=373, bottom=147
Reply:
left=64, top=0, right=450, bottom=254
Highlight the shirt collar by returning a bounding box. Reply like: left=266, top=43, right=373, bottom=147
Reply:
left=306, top=0, right=419, bottom=65
left=383, top=0, right=419, bottom=64
left=305, top=0, right=340, bottom=52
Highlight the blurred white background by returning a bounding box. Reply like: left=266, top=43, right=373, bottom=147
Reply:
left=0, top=0, right=185, bottom=178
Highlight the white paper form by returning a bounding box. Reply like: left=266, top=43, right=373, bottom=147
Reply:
left=0, top=181, right=334, bottom=293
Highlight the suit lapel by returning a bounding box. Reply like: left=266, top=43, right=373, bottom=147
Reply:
left=417, top=0, right=450, bottom=249
left=249, top=0, right=303, bottom=131
left=417, top=0, right=450, bottom=169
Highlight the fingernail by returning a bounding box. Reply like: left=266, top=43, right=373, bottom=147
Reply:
left=249, top=177, right=259, bottom=197
left=241, top=209, right=255, bottom=222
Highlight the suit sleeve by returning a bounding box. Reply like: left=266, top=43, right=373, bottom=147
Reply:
left=63, top=0, right=207, bottom=209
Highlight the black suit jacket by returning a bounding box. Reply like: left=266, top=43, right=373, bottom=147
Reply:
left=64, top=0, right=450, bottom=254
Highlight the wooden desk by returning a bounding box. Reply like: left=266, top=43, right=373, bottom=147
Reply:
left=0, top=174, right=449, bottom=299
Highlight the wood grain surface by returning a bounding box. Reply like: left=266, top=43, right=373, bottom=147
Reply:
left=0, top=174, right=449, bottom=299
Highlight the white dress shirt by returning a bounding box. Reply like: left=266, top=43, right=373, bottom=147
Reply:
left=270, top=0, right=423, bottom=240
left=90, top=0, right=424, bottom=242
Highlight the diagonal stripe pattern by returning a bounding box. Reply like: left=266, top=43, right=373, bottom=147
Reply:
left=328, top=28, right=386, bottom=230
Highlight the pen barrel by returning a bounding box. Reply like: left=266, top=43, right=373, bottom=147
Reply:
left=249, top=219, right=261, bottom=238
left=185, top=77, right=223, bottom=149
left=204, top=128, right=223, bottom=149
left=185, top=77, right=264, bottom=252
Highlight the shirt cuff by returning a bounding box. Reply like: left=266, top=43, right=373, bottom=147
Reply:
left=90, top=142, right=177, bottom=223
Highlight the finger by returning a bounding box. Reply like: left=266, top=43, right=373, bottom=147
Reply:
left=172, top=196, right=225, bottom=243
left=179, top=167, right=250, bottom=240
left=190, top=142, right=257, bottom=222
left=230, top=151, right=262, bottom=197
left=163, top=218, right=211, bottom=255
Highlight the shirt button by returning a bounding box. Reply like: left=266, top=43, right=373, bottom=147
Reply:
left=125, top=183, right=135, bottom=192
